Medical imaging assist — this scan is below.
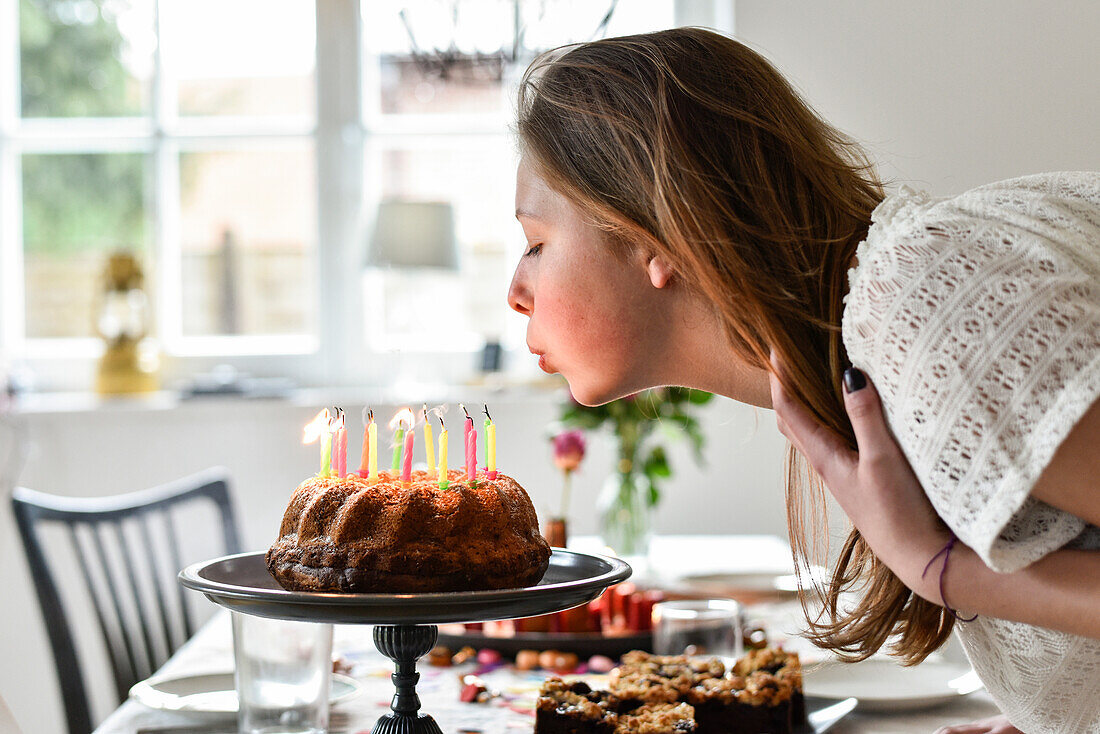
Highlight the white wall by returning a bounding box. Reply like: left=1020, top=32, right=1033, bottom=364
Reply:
left=733, top=0, right=1100, bottom=193
left=4, top=2, right=1100, bottom=732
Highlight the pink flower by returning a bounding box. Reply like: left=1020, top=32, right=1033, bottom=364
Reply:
left=552, top=429, right=586, bottom=473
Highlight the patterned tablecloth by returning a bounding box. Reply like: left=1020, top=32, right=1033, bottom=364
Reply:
left=93, top=607, right=1002, bottom=734
left=93, top=537, right=1003, bottom=733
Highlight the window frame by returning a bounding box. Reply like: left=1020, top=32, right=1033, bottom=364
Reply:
left=0, top=0, right=728, bottom=393
left=0, top=0, right=332, bottom=390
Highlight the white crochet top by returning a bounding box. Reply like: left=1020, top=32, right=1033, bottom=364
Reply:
left=842, top=171, right=1100, bottom=733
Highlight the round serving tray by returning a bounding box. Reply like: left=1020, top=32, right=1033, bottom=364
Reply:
left=179, top=549, right=631, bottom=625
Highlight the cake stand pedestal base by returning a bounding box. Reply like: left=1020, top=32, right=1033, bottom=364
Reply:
left=370, top=624, right=444, bottom=734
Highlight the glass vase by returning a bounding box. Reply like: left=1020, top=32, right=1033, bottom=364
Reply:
left=597, top=470, right=653, bottom=562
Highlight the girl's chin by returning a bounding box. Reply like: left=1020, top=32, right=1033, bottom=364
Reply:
left=567, top=379, right=635, bottom=408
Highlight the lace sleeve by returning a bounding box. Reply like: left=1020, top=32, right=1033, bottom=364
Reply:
left=842, top=172, right=1100, bottom=573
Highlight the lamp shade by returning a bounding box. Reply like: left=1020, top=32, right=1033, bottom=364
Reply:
left=366, top=199, right=459, bottom=270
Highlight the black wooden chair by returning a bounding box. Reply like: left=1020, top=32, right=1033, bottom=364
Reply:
left=11, top=467, right=242, bottom=734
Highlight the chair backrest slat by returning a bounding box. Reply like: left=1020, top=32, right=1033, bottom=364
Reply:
left=111, top=520, right=159, bottom=681
left=138, top=516, right=175, bottom=659
left=88, top=522, right=143, bottom=696
left=161, top=508, right=194, bottom=640
left=66, top=524, right=133, bottom=704
left=10, top=467, right=239, bottom=734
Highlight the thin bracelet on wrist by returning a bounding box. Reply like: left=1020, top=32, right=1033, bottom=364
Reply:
left=921, top=532, right=979, bottom=622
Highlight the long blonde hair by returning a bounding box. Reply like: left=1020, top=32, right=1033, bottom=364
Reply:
left=518, top=27, right=954, bottom=664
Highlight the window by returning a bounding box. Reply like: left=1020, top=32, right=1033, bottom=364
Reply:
left=359, top=0, right=676, bottom=355
left=1, top=0, right=319, bottom=387
left=0, top=0, right=691, bottom=391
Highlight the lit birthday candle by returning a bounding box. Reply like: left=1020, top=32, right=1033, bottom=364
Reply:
left=357, top=407, right=371, bottom=477
left=332, top=408, right=347, bottom=478
left=302, top=408, right=333, bottom=476
left=423, top=404, right=436, bottom=478
left=484, top=404, right=497, bottom=479
left=437, top=416, right=449, bottom=489
left=401, top=425, right=414, bottom=485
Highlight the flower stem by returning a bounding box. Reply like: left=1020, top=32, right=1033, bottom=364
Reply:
left=560, top=470, right=572, bottom=519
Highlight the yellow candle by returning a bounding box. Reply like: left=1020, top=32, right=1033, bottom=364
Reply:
left=487, top=422, right=496, bottom=474
left=437, top=421, right=449, bottom=489
left=367, top=419, right=378, bottom=483
left=423, top=406, right=436, bottom=478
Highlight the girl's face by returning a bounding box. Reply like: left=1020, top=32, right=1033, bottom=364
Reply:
left=508, top=158, right=673, bottom=406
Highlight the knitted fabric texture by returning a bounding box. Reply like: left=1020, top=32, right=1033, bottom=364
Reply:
left=842, top=171, right=1100, bottom=733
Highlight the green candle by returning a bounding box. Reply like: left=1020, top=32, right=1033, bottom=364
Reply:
left=391, top=426, right=403, bottom=473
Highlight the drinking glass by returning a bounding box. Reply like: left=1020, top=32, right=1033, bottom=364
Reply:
left=652, top=599, right=743, bottom=659
left=231, top=612, right=333, bottom=734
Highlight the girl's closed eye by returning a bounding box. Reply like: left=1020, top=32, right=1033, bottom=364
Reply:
left=524, top=243, right=543, bottom=257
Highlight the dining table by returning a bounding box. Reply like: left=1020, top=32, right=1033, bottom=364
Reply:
left=93, top=535, right=1003, bottom=734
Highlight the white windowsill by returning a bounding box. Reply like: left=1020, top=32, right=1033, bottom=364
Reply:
left=7, top=374, right=566, bottom=417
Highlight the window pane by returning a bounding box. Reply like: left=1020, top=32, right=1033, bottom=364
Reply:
left=179, top=146, right=318, bottom=337
left=161, top=0, right=316, bottom=118
left=366, top=141, right=518, bottom=348
left=520, top=0, right=677, bottom=50
left=22, top=151, right=150, bottom=338
left=363, top=0, right=676, bottom=118
left=20, top=0, right=155, bottom=117
left=365, top=0, right=514, bottom=117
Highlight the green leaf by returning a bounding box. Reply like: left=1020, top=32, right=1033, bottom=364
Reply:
left=643, top=446, right=671, bottom=478
left=688, top=389, right=714, bottom=405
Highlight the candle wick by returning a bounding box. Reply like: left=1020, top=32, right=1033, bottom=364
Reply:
left=483, top=404, right=492, bottom=422
left=461, top=404, right=470, bottom=420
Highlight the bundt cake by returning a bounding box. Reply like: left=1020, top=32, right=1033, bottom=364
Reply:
left=266, top=469, right=552, bottom=593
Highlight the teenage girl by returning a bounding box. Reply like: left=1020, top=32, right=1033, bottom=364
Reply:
left=507, top=28, right=1100, bottom=734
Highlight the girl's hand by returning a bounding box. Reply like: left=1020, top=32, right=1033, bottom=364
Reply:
left=934, top=715, right=1023, bottom=734
left=768, top=360, right=948, bottom=591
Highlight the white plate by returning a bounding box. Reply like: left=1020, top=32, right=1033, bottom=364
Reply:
left=804, top=659, right=983, bottom=712
left=681, top=565, right=828, bottom=595
left=130, top=672, right=362, bottom=714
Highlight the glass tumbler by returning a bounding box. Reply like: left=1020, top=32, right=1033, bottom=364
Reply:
left=652, top=598, right=743, bottom=659
left=231, top=612, right=334, bottom=734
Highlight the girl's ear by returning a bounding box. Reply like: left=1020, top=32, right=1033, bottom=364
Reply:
left=647, top=254, right=674, bottom=289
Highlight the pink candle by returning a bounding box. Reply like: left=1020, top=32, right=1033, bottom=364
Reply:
left=466, top=426, right=477, bottom=482
left=401, top=428, right=414, bottom=484
left=334, top=425, right=347, bottom=478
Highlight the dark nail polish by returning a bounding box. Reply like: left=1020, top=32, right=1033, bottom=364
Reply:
left=843, top=367, right=866, bottom=393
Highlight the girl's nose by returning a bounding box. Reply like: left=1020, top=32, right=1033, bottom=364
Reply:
left=508, top=265, right=533, bottom=316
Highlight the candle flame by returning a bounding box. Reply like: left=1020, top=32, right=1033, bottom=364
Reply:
left=332, top=409, right=345, bottom=431
left=302, top=408, right=331, bottom=444
left=388, top=407, right=415, bottom=432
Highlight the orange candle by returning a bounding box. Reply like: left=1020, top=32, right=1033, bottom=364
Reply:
left=357, top=408, right=372, bottom=477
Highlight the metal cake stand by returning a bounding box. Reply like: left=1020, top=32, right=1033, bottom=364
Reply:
left=180, top=549, right=631, bottom=734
